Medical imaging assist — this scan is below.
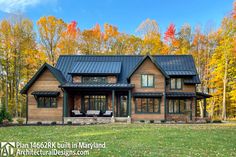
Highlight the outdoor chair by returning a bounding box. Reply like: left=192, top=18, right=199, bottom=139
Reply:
left=103, top=110, right=113, bottom=117
left=72, top=110, right=83, bottom=117
left=86, top=110, right=100, bottom=117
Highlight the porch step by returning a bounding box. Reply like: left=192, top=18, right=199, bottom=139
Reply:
left=114, top=117, right=128, bottom=123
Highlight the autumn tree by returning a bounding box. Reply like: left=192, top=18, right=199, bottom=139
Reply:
left=58, top=21, right=80, bottom=54
left=136, top=18, right=163, bottom=54
left=37, top=16, right=66, bottom=65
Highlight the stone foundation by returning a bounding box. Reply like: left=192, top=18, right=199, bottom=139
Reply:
left=64, top=117, right=112, bottom=124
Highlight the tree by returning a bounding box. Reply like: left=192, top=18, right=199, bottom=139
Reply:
left=58, top=21, right=80, bottom=54
left=136, top=18, right=164, bottom=54
left=37, top=16, right=66, bottom=65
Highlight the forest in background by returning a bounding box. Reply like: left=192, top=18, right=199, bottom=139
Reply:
left=0, top=2, right=236, bottom=120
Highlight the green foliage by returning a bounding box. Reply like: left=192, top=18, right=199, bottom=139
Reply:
left=0, top=124, right=236, bottom=156
left=0, top=105, right=13, bottom=124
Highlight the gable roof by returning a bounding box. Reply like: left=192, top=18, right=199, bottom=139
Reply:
left=68, top=61, right=122, bottom=75
left=127, top=55, right=169, bottom=79
left=56, top=55, right=200, bottom=84
left=20, top=63, right=66, bottom=94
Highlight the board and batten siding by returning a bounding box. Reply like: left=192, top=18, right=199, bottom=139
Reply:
left=130, top=58, right=165, bottom=120
left=27, top=69, right=63, bottom=123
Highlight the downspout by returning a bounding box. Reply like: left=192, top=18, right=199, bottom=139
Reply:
left=164, top=78, right=167, bottom=121
left=26, top=93, right=28, bottom=124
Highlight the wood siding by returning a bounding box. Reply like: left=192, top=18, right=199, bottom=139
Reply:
left=130, top=58, right=165, bottom=93
left=27, top=69, right=63, bottom=122
left=130, top=58, right=165, bottom=120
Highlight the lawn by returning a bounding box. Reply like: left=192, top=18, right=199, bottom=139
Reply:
left=0, top=124, right=236, bottom=157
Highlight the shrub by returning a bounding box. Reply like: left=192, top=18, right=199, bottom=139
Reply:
left=37, top=122, right=42, bottom=125
left=67, top=121, right=72, bottom=125
left=212, top=117, right=222, bottom=123
left=51, top=121, right=57, bottom=125
left=139, top=120, right=145, bottom=123
left=2, top=119, right=9, bottom=125
left=161, top=120, right=166, bottom=123
left=16, top=118, right=24, bottom=125
left=0, top=105, right=13, bottom=124
left=150, top=120, right=154, bottom=123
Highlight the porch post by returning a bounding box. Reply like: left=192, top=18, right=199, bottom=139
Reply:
left=128, top=90, right=131, bottom=116
left=63, top=90, right=68, bottom=117
left=203, top=98, right=207, bottom=117
left=112, top=90, right=115, bottom=117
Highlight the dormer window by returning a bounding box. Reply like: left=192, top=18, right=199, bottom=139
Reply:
left=141, top=74, right=154, bottom=87
left=170, top=78, right=182, bottom=90
left=82, top=76, right=107, bottom=83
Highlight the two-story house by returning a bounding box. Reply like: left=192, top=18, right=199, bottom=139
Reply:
left=20, top=55, right=211, bottom=124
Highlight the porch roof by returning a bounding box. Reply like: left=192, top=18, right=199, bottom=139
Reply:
left=196, top=92, right=212, bottom=99
left=166, top=92, right=196, bottom=98
left=60, top=83, right=134, bottom=89
left=31, top=91, right=60, bottom=97
left=133, top=92, right=163, bottom=97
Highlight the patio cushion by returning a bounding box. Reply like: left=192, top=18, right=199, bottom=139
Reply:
left=72, top=110, right=83, bottom=115
left=86, top=110, right=100, bottom=116
left=103, top=111, right=112, bottom=116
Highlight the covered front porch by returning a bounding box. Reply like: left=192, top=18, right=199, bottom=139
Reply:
left=61, top=83, right=133, bottom=123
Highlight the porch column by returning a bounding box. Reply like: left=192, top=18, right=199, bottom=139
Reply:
left=112, top=90, right=115, bottom=117
left=128, top=90, right=131, bottom=116
left=203, top=98, right=207, bottom=117
left=63, top=90, right=68, bottom=117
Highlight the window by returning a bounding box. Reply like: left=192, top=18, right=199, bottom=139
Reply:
left=170, top=78, right=182, bottom=90
left=135, top=98, right=161, bottom=113
left=83, top=95, right=107, bottom=112
left=82, top=77, right=107, bottom=83
left=37, top=97, right=57, bottom=108
left=168, top=99, right=186, bottom=114
left=141, top=74, right=154, bottom=87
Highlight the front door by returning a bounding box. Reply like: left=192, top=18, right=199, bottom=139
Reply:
left=117, top=95, right=128, bottom=117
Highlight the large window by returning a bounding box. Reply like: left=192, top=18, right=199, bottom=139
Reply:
left=135, top=98, right=161, bottom=113
left=37, top=97, right=57, bottom=108
left=83, top=95, right=107, bottom=112
left=82, top=77, right=107, bottom=83
left=141, top=74, right=154, bottom=87
left=168, top=99, right=186, bottom=114
left=170, top=78, right=182, bottom=90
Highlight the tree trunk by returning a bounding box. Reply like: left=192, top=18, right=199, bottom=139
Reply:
left=222, top=58, right=228, bottom=120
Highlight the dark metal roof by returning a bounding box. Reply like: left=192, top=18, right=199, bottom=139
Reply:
left=133, top=92, right=163, bottom=97
left=69, top=61, right=121, bottom=75
left=56, top=55, right=200, bottom=84
left=20, top=63, right=66, bottom=94
left=166, top=70, right=196, bottom=76
left=184, top=76, right=201, bottom=84
left=196, top=92, right=212, bottom=99
left=166, top=92, right=196, bottom=98
left=60, top=83, right=134, bottom=89
left=31, top=91, right=60, bottom=97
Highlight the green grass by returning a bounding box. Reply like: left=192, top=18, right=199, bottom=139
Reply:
left=0, top=124, right=236, bottom=157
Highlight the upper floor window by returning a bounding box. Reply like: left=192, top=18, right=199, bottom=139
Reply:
left=170, top=78, right=182, bottom=90
left=82, top=76, right=107, bottom=83
left=141, top=74, right=154, bottom=87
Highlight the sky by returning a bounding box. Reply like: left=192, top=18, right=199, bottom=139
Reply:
left=0, top=0, right=234, bottom=35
